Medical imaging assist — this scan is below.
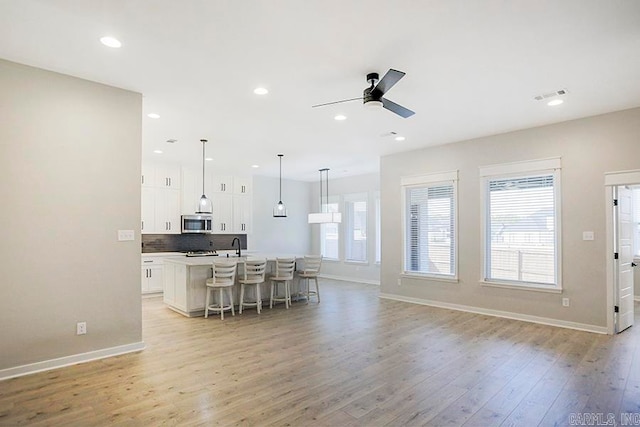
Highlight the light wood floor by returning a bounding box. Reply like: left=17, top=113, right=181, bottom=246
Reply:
left=1, top=279, right=639, bottom=426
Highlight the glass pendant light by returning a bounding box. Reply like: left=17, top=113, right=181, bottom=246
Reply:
left=273, top=154, right=287, bottom=217
left=196, top=139, right=213, bottom=214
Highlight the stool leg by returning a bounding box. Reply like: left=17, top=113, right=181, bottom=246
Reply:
left=239, top=284, right=245, bottom=314
left=315, top=277, right=320, bottom=303
left=256, top=284, right=262, bottom=314
left=270, top=281, right=275, bottom=309
left=205, top=287, right=210, bottom=318
left=218, top=288, right=224, bottom=320
left=228, top=287, right=235, bottom=316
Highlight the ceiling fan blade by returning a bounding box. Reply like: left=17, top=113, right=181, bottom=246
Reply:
left=371, top=69, right=405, bottom=98
left=311, top=97, right=363, bottom=108
left=382, top=98, right=415, bottom=118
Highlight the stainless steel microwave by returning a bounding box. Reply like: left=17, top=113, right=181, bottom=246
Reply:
left=181, top=214, right=213, bottom=234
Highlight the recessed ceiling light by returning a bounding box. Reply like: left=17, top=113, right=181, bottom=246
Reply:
left=251, top=164, right=260, bottom=168
left=147, top=113, right=160, bottom=119
left=395, top=136, right=406, bottom=141
left=334, top=115, right=347, bottom=121
left=100, top=36, right=122, bottom=48
left=547, top=99, right=564, bottom=106
left=153, top=150, right=163, bottom=154
left=205, top=157, right=213, bottom=161
left=254, top=87, right=268, bottom=95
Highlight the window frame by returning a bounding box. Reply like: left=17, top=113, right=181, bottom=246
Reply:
left=480, top=158, right=562, bottom=292
left=320, top=196, right=341, bottom=261
left=401, top=170, right=458, bottom=281
left=343, top=192, right=368, bottom=264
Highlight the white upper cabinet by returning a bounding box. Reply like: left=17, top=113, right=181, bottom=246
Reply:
left=212, top=193, right=234, bottom=233
left=142, top=163, right=181, bottom=189
left=155, top=164, right=181, bottom=189
left=233, top=194, right=252, bottom=233
left=233, top=176, right=252, bottom=195
left=212, top=175, right=233, bottom=193
left=141, top=162, right=182, bottom=234
left=142, top=163, right=252, bottom=235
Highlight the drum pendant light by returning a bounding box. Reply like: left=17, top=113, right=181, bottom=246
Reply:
left=308, top=168, right=342, bottom=223
left=196, top=139, right=212, bottom=214
left=273, top=154, right=287, bottom=217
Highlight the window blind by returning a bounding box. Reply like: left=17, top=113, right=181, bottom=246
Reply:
left=405, top=183, right=455, bottom=276
left=485, top=174, right=557, bottom=285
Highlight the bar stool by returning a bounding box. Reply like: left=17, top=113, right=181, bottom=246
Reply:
left=297, top=255, right=322, bottom=304
left=239, top=258, right=267, bottom=314
left=269, top=257, right=296, bottom=309
left=205, top=261, right=237, bottom=320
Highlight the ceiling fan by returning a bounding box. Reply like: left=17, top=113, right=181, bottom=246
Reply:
left=312, top=69, right=415, bottom=118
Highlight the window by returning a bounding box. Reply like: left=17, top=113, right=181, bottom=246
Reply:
left=402, top=171, right=457, bottom=278
left=344, top=193, right=367, bottom=262
left=481, top=158, right=561, bottom=289
left=320, top=200, right=340, bottom=260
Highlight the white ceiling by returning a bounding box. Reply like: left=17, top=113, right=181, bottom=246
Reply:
left=2, top=0, right=640, bottom=181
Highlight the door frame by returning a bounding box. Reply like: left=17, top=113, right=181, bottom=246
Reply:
left=605, top=169, right=640, bottom=334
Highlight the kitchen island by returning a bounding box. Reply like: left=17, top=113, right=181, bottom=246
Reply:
left=162, top=253, right=301, bottom=317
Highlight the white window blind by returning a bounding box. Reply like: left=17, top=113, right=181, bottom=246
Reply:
left=485, top=173, right=558, bottom=286
left=345, top=194, right=367, bottom=262
left=404, top=183, right=455, bottom=276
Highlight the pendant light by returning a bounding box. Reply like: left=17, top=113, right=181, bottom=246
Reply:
left=308, top=168, right=342, bottom=224
left=273, top=154, right=288, bottom=217
left=196, top=139, right=212, bottom=214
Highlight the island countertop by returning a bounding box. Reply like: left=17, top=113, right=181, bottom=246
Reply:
left=163, top=253, right=302, bottom=267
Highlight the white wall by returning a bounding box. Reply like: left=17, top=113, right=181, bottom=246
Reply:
left=309, top=173, right=380, bottom=284
left=0, top=59, right=142, bottom=376
left=250, top=175, right=312, bottom=255
left=381, top=107, right=640, bottom=331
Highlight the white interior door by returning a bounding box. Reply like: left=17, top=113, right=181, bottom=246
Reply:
left=615, top=185, right=634, bottom=333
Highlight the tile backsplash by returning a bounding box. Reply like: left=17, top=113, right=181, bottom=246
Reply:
left=141, top=234, right=247, bottom=253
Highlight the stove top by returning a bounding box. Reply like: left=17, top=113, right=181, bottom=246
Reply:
left=185, top=250, right=218, bottom=257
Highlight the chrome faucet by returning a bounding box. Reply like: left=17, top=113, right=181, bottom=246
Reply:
left=231, top=237, right=241, bottom=257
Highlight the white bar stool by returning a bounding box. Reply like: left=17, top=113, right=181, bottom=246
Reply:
left=205, top=261, right=237, bottom=320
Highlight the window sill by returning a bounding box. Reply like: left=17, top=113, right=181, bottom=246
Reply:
left=344, top=260, right=369, bottom=266
left=480, top=280, right=562, bottom=294
left=401, top=273, right=458, bottom=284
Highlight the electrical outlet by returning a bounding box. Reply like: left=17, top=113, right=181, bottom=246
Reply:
left=397, top=278, right=402, bottom=286
left=76, top=322, right=87, bottom=335
left=562, top=298, right=570, bottom=307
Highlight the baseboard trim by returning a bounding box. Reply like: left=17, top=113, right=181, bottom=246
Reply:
left=379, top=293, right=608, bottom=335
left=319, top=274, right=380, bottom=286
left=0, top=341, right=146, bottom=381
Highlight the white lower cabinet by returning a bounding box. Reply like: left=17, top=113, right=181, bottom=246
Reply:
left=141, top=256, right=165, bottom=294
left=163, top=262, right=190, bottom=314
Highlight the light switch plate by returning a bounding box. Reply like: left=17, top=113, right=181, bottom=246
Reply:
left=118, top=230, right=135, bottom=241
left=582, top=231, right=594, bottom=241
